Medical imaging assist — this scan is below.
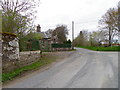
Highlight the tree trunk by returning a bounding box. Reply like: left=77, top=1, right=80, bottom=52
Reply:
left=108, top=27, right=112, bottom=46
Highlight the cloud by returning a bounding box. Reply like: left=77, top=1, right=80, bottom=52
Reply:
left=35, top=0, right=119, bottom=40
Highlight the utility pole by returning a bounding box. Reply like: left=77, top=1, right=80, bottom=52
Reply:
left=72, top=21, right=74, bottom=49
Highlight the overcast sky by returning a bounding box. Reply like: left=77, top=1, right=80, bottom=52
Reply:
left=35, top=0, right=119, bottom=40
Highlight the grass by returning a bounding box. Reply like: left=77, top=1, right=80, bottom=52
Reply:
left=2, top=53, right=57, bottom=83
left=78, top=46, right=120, bottom=51
left=69, top=49, right=77, bottom=51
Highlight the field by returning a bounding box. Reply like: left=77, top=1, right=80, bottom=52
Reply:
left=78, top=46, right=120, bottom=51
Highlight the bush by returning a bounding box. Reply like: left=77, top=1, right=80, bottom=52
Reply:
left=19, top=39, right=40, bottom=51
left=19, top=32, right=42, bottom=51
left=31, top=40, right=40, bottom=51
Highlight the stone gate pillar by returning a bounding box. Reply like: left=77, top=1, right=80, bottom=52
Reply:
left=0, top=32, right=20, bottom=73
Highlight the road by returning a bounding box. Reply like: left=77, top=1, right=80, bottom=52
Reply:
left=3, top=48, right=118, bottom=88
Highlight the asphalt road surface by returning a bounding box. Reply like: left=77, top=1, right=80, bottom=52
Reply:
left=4, top=48, right=118, bottom=88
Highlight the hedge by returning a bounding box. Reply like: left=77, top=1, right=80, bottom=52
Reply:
left=19, top=39, right=40, bottom=51
left=52, top=43, right=71, bottom=48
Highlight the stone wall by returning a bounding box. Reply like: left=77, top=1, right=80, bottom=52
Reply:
left=19, top=51, right=41, bottom=68
left=52, top=48, right=71, bottom=51
left=0, top=32, right=2, bottom=84
left=1, top=33, right=41, bottom=73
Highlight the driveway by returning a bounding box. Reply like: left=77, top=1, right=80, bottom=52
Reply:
left=3, top=48, right=118, bottom=88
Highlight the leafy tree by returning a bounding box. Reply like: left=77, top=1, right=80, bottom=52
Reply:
left=79, top=31, right=85, bottom=46
left=2, top=11, right=30, bottom=35
left=74, top=30, right=90, bottom=46
left=19, top=32, right=42, bottom=51
left=66, top=39, right=71, bottom=44
left=98, top=8, right=118, bottom=46
left=45, top=29, right=53, bottom=38
left=52, top=25, right=69, bottom=43
left=0, top=0, right=40, bottom=38
left=26, top=32, right=42, bottom=40
left=89, top=32, right=99, bottom=46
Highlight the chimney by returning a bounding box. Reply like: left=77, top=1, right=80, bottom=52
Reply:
left=37, top=24, right=41, bottom=32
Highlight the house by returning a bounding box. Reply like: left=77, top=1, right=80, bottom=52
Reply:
left=36, top=24, right=72, bottom=52
left=36, top=24, right=53, bottom=52
left=100, top=39, right=120, bottom=46
left=99, top=39, right=109, bottom=46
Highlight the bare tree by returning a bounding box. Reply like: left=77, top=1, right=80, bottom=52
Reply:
left=45, top=29, right=53, bottom=38
left=0, top=0, right=40, bottom=14
left=52, top=25, right=69, bottom=43
left=98, top=8, right=118, bottom=46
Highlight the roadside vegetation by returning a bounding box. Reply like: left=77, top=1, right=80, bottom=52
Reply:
left=74, top=5, right=119, bottom=51
left=1, top=0, right=119, bottom=84
left=2, top=53, right=57, bottom=83
left=1, top=0, right=72, bottom=84
left=78, top=46, right=120, bottom=51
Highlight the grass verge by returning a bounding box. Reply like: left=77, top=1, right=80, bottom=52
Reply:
left=69, top=49, right=77, bottom=51
left=2, top=53, right=57, bottom=83
left=78, top=46, right=120, bottom=51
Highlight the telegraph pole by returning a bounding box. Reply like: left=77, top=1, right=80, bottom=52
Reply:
left=72, top=21, right=74, bottom=49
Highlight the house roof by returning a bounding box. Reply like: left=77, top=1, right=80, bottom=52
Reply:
left=37, top=32, right=49, bottom=39
left=41, top=32, right=48, bottom=38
